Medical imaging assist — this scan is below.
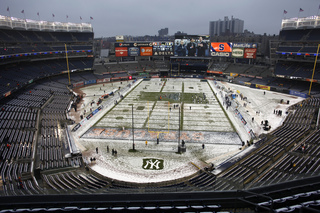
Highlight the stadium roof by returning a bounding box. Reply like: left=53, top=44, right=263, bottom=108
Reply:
left=281, top=15, right=320, bottom=30
left=0, top=15, right=92, bottom=32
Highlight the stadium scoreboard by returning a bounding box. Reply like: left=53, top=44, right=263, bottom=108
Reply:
left=115, top=42, right=173, bottom=57
left=114, top=41, right=257, bottom=59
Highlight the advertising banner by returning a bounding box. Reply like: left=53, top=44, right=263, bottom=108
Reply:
left=289, top=90, right=308, bottom=98
left=84, top=79, right=96, bottom=85
left=306, top=78, right=318, bottom=83
left=92, top=106, right=103, bottom=116
left=73, top=81, right=84, bottom=88
left=204, top=77, right=214, bottom=80
left=128, top=47, right=140, bottom=56
left=244, top=48, right=257, bottom=59
left=97, top=78, right=110, bottom=83
left=111, top=76, right=130, bottom=81
left=256, top=84, right=270, bottom=90
left=116, top=42, right=173, bottom=56
left=140, top=47, right=153, bottom=56
left=116, top=35, right=124, bottom=42
left=210, top=42, right=232, bottom=57
left=115, top=43, right=132, bottom=47
left=72, top=123, right=81, bottom=132
left=211, top=52, right=231, bottom=57
left=232, top=48, right=244, bottom=58
left=115, top=47, right=128, bottom=57
left=153, top=42, right=174, bottom=56
left=210, top=42, right=232, bottom=52
left=207, top=70, right=223, bottom=74
left=233, top=43, right=257, bottom=48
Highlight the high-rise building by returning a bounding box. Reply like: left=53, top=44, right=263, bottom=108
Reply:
left=209, top=16, right=244, bottom=36
left=158, top=28, right=169, bottom=37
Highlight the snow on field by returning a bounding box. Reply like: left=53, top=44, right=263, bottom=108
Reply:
left=213, top=81, right=304, bottom=138
left=80, top=138, right=240, bottom=183
left=69, top=78, right=305, bottom=183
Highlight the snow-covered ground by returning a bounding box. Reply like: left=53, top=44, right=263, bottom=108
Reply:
left=68, top=78, right=305, bottom=183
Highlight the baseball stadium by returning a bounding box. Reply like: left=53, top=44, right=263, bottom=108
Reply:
left=0, top=10, right=320, bottom=213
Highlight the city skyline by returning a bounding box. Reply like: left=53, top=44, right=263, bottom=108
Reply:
left=0, top=0, right=319, bottom=37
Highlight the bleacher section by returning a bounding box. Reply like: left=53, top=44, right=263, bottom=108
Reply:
left=0, top=59, right=94, bottom=97
left=226, top=63, right=252, bottom=74
left=274, top=27, right=320, bottom=94
left=0, top=23, right=94, bottom=100
left=217, top=97, right=320, bottom=190
left=275, top=62, right=320, bottom=80
left=0, top=22, right=97, bottom=197
left=279, top=28, right=320, bottom=41
left=0, top=29, right=93, bottom=44
left=0, top=71, right=100, bottom=196
left=208, top=62, right=230, bottom=72
left=94, top=61, right=163, bottom=78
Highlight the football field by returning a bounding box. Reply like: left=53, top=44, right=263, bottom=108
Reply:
left=82, top=78, right=238, bottom=144
left=73, top=78, right=303, bottom=183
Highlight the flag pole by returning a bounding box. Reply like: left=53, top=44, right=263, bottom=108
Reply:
left=7, top=7, right=11, bottom=17
left=22, top=11, right=26, bottom=20
left=283, top=10, right=287, bottom=19
left=298, top=8, right=304, bottom=18
left=308, top=43, right=320, bottom=96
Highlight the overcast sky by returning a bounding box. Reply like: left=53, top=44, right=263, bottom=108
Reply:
left=1, top=0, right=319, bottom=37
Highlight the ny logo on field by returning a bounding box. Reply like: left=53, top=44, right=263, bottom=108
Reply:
left=143, top=158, right=164, bottom=170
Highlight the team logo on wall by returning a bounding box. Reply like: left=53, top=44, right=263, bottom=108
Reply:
left=143, top=158, right=164, bottom=170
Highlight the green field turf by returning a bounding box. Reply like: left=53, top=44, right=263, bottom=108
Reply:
left=139, top=91, right=209, bottom=104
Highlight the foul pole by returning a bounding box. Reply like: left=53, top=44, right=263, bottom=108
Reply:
left=309, top=44, right=320, bottom=96
left=65, top=44, right=71, bottom=86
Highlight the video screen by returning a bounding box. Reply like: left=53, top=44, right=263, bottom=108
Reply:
left=174, top=35, right=210, bottom=57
